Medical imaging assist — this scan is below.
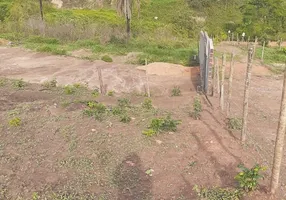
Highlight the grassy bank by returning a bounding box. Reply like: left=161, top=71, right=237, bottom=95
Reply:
left=0, top=0, right=198, bottom=66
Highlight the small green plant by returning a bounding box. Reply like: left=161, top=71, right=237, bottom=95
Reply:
left=83, top=102, right=107, bottom=121
left=282, top=47, right=286, bottom=54
left=101, top=55, right=113, bottom=62
left=119, top=114, right=131, bottom=123
left=107, top=90, right=114, bottom=96
left=118, top=98, right=131, bottom=108
left=171, top=86, right=181, bottom=96
left=234, top=164, right=266, bottom=192
left=42, top=79, right=57, bottom=89
left=193, top=185, right=242, bottom=200
left=64, top=85, right=76, bottom=95
left=9, top=117, right=21, bottom=127
left=190, top=97, right=202, bottom=119
left=227, top=118, right=243, bottom=130
left=12, top=79, right=25, bottom=89
left=143, top=115, right=181, bottom=136
left=142, top=98, right=153, bottom=110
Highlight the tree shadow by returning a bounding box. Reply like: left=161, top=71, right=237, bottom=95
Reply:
left=113, top=153, right=152, bottom=200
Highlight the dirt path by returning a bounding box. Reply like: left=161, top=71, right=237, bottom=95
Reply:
left=0, top=47, right=195, bottom=96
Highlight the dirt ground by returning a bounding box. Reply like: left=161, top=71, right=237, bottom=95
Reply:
left=0, top=45, right=285, bottom=199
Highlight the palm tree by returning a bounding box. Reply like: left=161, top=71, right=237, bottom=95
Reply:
left=116, top=0, right=133, bottom=39
left=39, top=0, right=44, bottom=21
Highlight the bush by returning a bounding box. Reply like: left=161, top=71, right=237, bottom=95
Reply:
left=107, top=90, right=114, bottom=96
left=227, top=118, right=243, bottom=130
left=171, top=86, right=181, bottom=96
left=112, top=106, right=124, bottom=115
left=142, top=98, right=153, bottom=110
left=101, top=55, right=113, bottom=62
left=9, top=117, right=21, bottom=127
left=234, top=164, right=266, bottom=192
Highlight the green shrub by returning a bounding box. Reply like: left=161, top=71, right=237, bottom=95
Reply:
left=118, top=98, right=131, bottom=108
left=142, top=98, right=153, bottom=110
left=119, top=114, right=131, bottom=123
left=282, top=47, right=286, bottom=55
left=92, top=89, right=100, bottom=97
left=64, top=85, right=76, bottom=95
left=189, top=97, right=202, bottom=119
left=9, top=117, right=21, bottom=127
left=101, top=55, right=113, bottom=62
left=171, top=86, right=181, bottom=96
left=227, top=118, right=243, bottom=130
left=193, top=185, right=242, bottom=200
left=12, top=79, right=25, bottom=89
left=234, top=164, right=266, bottom=192
left=143, top=115, right=181, bottom=136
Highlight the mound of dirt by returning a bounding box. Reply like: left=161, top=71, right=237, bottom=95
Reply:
left=137, top=62, right=190, bottom=76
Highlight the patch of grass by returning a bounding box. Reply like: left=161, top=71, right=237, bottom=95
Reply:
left=189, top=97, right=202, bottom=120
left=101, top=55, right=113, bottom=62
left=42, top=79, right=57, bottom=89
left=36, top=44, right=67, bottom=55
left=171, top=86, right=181, bottom=96
left=26, top=35, right=60, bottom=45
left=118, top=98, right=131, bottom=108
left=227, top=118, right=243, bottom=130
left=119, top=114, right=131, bottom=123
left=112, top=106, right=124, bottom=116
left=64, top=85, right=76, bottom=95
left=143, top=115, right=181, bottom=136
left=193, top=185, right=242, bottom=200
left=92, top=89, right=100, bottom=97
left=8, top=117, right=21, bottom=127
left=235, top=164, right=266, bottom=192
left=12, top=79, right=25, bottom=89
left=142, top=98, right=153, bottom=110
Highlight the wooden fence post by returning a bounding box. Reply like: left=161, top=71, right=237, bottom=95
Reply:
left=220, top=54, right=226, bottom=111
left=270, top=67, right=286, bottom=194
left=97, top=67, right=105, bottom=95
left=145, top=58, right=151, bottom=97
left=253, top=36, right=258, bottom=59
left=227, top=52, right=235, bottom=117
left=215, top=57, right=220, bottom=95
left=241, top=47, right=254, bottom=143
left=261, top=41, right=265, bottom=62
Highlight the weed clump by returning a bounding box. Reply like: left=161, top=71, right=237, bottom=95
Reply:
left=227, top=118, right=243, bottom=130
left=64, top=85, right=76, bottom=95
left=143, top=115, right=181, bottom=136
left=189, top=97, right=202, bottom=120
left=118, top=98, right=131, bottom=108
left=42, top=79, right=57, bottom=89
left=101, top=55, right=113, bottom=62
left=9, top=117, right=21, bottom=127
left=83, top=101, right=107, bottom=121
left=107, top=90, right=114, bottom=96
left=12, top=79, right=25, bottom=89
left=142, top=98, right=153, bottom=110
left=0, top=78, right=7, bottom=87
left=171, top=86, right=181, bottom=96
left=119, top=114, right=131, bottom=123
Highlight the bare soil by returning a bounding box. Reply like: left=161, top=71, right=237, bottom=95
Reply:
left=0, top=45, right=284, bottom=199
